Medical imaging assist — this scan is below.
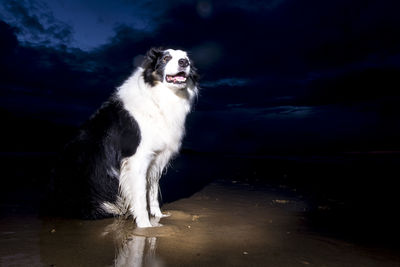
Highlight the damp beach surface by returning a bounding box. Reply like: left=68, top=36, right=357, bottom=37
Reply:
left=1, top=178, right=399, bottom=267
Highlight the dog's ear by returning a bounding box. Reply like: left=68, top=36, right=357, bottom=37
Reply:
left=141, top=47, right=164, bottom=70
left=142, top=47, right=164, bottom=86
left=189, top=63, right=200, bottom=86
left=186, top=55, right=200, bottom=88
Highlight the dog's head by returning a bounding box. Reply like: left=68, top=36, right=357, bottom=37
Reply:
left=142, top=47, right=198, bottom=90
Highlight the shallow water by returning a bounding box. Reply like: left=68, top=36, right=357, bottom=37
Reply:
left=1, top=180, right=398, bottom=267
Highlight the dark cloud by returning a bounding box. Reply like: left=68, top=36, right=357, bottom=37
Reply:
left=0, top=20, right=18, bottom=54
left=184, top=103, right=399, bottom=154
left=0, top=20, right=121, bottom=124
left=1, top=0, right=73, bottom=46
left=202, top=78, right=250, bottom=88
left=300, top=68, right=400, bottom=106
left=302, top=1, right=400, bottom=69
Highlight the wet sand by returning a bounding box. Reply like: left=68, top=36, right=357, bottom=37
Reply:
left=1, top=180, right=398, bottom=267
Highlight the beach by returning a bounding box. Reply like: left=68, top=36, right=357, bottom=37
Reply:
left=1, top=173, right=399, bottom=266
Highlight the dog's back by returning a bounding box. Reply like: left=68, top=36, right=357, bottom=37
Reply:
left=46, top=98, right=140, bottom=219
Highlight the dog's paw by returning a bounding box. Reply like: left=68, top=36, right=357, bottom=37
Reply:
left=135, top=218, right=153, bottom=228
left=150, top=216, right=162, bottom=227
left=136, top=222, right=153, bottom=228
left=151, top=222, right=163, bottom=227
left=150, top=207, right=170, bottom=218
left=159, top=212, right=171, bottom=218
left=152, top=211, right=171, bottom=218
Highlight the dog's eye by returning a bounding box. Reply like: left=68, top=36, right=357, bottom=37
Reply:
left=163, top=56, right=172, bottom=63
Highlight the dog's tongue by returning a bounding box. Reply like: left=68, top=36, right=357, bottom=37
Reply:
left=175, top=76, right=186, bottom=82
left=167, top=74, right=187, bottom=83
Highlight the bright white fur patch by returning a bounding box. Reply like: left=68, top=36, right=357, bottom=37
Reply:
left=102, top=50, right=197, bottom=228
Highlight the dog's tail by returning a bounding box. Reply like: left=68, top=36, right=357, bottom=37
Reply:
left=101, top=196, right=129, bottom=217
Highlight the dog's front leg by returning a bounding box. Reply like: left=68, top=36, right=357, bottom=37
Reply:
left=120, top=154, right=152, bottom=228
left=131, top=174, right=152, bottom=228
left=148, top=180, right=167, bottom=218
left=147, top=151, right=173, bottom=218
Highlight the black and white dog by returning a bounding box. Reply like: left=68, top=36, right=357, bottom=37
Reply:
left=50, top=48, right=198, bottom=227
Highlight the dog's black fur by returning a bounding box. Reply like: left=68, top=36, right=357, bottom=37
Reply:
left=46, top=98, right=141, bottom=219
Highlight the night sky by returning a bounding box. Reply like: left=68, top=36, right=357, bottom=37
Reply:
left=1, top=0, right=400, bottom=155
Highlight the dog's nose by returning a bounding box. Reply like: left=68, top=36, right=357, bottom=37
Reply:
left=178, top=58, right=189, bottom=67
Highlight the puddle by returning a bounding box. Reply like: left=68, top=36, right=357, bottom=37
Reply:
left=0, top=181, right=399, bottom=266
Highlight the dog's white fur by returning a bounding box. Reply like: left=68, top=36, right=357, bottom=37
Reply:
left=102, top=49, right=197, bottom=227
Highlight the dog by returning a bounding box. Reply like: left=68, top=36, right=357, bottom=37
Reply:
left=49, top=47, right=199, bottom=227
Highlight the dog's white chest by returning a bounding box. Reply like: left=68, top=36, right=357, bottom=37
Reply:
left=138, top=94, right=189, bottom=153
left=117, top=69, right=193, bottom=154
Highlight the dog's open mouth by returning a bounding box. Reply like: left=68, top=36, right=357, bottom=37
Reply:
left=166, top=72, right=187, bottom=84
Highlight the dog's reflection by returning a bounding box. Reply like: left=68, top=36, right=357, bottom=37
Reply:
left=103, top=217, right=163, bottom=267
left=113, top=235, right=158, bottom=267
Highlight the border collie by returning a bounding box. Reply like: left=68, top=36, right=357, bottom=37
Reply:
left=50, top=48, right=199, bottom=228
